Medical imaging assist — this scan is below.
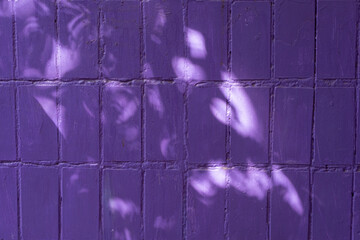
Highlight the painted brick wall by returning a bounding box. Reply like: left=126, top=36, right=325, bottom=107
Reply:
left=0, top=0, right=359, bottom=239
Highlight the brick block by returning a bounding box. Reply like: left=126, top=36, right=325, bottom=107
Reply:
left=102, top=1, right=140, bottom=79
left=62, top=167, right=99, bottom=240
left=271, top=169, right=309, bottom=240
left=317, top=2, right=356, bottom=79
left=187, top=169, right=225, bottom=240
left=232, top=2, right=271, bottom=80
left=60, top=85, right=99, bottom=163
left=188, top=87, right=226, bottom=163
left=145, top=170, right=182, bottom=239
left=357, top=89, right=360, bottom=164
left=188, top=1, right=227, bottom=81
left=354, top=172, right=360, bottom=239
left=274, top=0, right=314, bottom=78
left=228, top=168, right=268, bottom=239
left=103, top=86, right=141, bottom=162
left=0, top=86, right=16, bottom=161
left=58, top=0, right=99, bottom=78
left=21, top=166, right=58, bottom=240
left=15, top=0, right=57, bottom=79
left=273, top=88, right=313, bottom=164
left=0, top=2, right=13, bottom=79
left=145, top=84, right=184, bottom=161
left=314, top=88, right=355, bottom=165
left=231, top=87, right=269, bottom=164
left=313, top=171, right=352, bottom=239
left=0, top=167, right=18, bottom=240
left=19, top=86, right=58, bottom=162
left=144, top=0, right=184, bottom=78
left=103, top=169, right=141, bottom=240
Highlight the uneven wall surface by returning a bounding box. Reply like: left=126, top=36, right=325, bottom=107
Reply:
left=0, top=0, right=360, bottom=239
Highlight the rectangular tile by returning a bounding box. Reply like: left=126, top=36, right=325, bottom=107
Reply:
left=271, top=169, right=309, bottom=240
left=0, top=167, right=18, bottom=240
left=19, top=86, right=58, bottom=162
left=312, top=171, right=352, bottom=240
left=58, top=0, right=99, bottom=78
left=0, top=86, right=16, bottom=161
left=188, top=87, right=226, bottom=163
left=273, top=88, right=313, bottom=164
left=62, top=167, right=99, bottom=240
left=21, top=166, right=58, bottom=240
left=317, top=2, right=356, bottom=79
left=103, top=169, right=141, bottom=240
left=232, top=2, right=271, bottom=79
left=102, top=1, right=140, bottom=79
left=314, top=88, right=355, bottom=165
left=188, top=1, right=227, bottom=80
left=145, top=84, right=184, bottom=161
left=60, top=85, right=99, bottom=163
left=228, top=168, right=268, bottom=239
left=103, top=86, right=141, bottom=162
left=15, top=0, right=57, bottom=79
left=145, top=169, right=182, bottom=239
left=231, top=87, right=270, bottom=164
left=144, top=0, right=184, bottom=78
left=274, top=0, right=314, bottom=78
left=187, top=169, right=225, bottom=240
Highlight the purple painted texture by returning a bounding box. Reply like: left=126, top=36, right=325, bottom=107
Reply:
left=21, top=166, right=59, bottom=240
left=188, top=1, right=227, bottom=81
left=102, top=1, right=140, bottom=79
left=145, top=84, right=184, bottom=161
left=315, top=88, right=355, bottom=165
left=15, top=0, right=57, bottom=79
left=0, top=167, right=18, bottom=240
left=313, top=172, right=352, bottom=240
left=0, top=0, right=359, bottom=239
left=0, top=86, right=16, bottom=161
left=188, top=169, right=225, bottom=240
left=229, top=168, right=267, bottom=239
left=145, top=170, right=182, bottom=240
left=19, top=85, right=58, bottom=162
left=103, top=169, right=141, bottom=240
left=103, top=85, right=141, bottom=162
left=273, top=88, right=313, bottom=164
left=188, top=87, right=226, bottom=163
left=354, top=173, right=360, bottom=239
left=0, top=2, right=13, bottom=79
left=275, top=0, right=314, bottom=78
left=60, top=85, right=99, bottom=163
left=144, top=0, right=184, bottom=79
left=271, top=169, right=309, bottom=240
left=58, top=0, right=99, bottom=79
left=232, top=2, right=271, bottom=79
left=317, top=2, right=356, bottom=79
left=231, top=87, right=269, bottom=164
left=62, top=167, right=99, bottom=240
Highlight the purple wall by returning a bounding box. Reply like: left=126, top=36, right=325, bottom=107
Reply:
left=0, top=0, right=359, bottom=239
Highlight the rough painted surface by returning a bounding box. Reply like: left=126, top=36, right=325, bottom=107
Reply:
left=0, top=0, right=359, bottom=239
